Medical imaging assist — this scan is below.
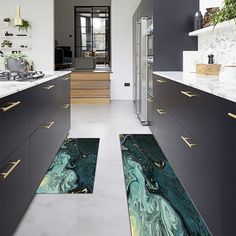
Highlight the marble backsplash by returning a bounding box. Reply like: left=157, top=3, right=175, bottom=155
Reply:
left=198, top=21, right=236, bottom=65
left=183, top=20, right=236, bottom=73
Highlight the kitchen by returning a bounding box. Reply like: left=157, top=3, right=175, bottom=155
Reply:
left=0, top=0, right=236, bottom=236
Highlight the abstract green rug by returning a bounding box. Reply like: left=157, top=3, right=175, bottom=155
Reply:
left=37, top=138, right=100, bottom=194
left=120, top=134, right=211, bottom=236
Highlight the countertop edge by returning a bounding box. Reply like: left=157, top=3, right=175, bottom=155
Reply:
left=0, top=71, right=71, bottom=99
left=153, top=71, right=236, bottom=103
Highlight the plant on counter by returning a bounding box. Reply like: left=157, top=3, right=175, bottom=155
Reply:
left=3, top=52, right=32, bottom=72
left=1, top=40, right=12, bottom=48
left=211, top=0, right=236, bottom=26
left=16, top=20, right=31, bottom=32
left=3, top=52, right=29, bottom=64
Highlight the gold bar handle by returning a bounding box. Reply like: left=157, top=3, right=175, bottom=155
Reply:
left=157, top=109, right=166, bottom=115
left=1, top=160, right=21, bottom=179
left=42, top=121, right=55, bottom=129
left=62, top=104, right=70, bottom=109
left=156, top=79, right=166, bottom=83
left=43, top=85, right=55, bottom=90
left=228, top=113, right=236, bottom=120
left=181, top=91, right=197, bottom=98
left=63, top=77, right=70, bottom=81
left=0, top=101, right=21, bottom=112
left=181, top=136, right=197, bottom=148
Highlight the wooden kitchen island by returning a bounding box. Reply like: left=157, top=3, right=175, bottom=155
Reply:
left=71, top=70, right=112, bottom=105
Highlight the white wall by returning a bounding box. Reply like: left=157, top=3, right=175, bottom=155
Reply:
left=0, top=0, right=54, bottom=71
left=110, top=0, right=141, bottom=100
left=200, top=0, right=223, bottom=13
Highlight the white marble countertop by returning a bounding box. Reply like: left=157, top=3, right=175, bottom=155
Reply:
left=153, top=71, right=236, bottom=103
left=0, top=71, right=71, bottom=99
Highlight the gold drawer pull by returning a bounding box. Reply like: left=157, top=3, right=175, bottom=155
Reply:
left=228, top=113, right=236, bottom=120
left=147, top=98, right=153, bottom=103
left=0, top=101, right=21, bottom=112
left=156, top=79, right=166, bottom=83
left=42, top=121, right=55, bottom=129
left=63, top=77, right=70, bottom=81
left=181, top=91, right=198, bottom=98
left=157, top=109, right=166, bottom=115
left=181, top=136, right=197, bottom=148
left=1, top=160, right=21, bottom=179
left=62, top=104, right=70, bottom=109
left=43, top=85, right=55, bottom=90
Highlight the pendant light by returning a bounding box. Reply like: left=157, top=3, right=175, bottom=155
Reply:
left=14, top=5, right=23, bottom=26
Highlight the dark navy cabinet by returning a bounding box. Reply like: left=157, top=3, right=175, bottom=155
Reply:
left=0, top=73, right=71, bottom=236
left=151, top=74, right=236, bottom=236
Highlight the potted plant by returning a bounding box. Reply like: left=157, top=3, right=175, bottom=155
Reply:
left=17, top=20, right=31, bottom=32
left=211, top=0, right=236, bottom=26
left=3, top=18, right=11, bottom=26
left=3, top=52, right=30, bottom=72
left=1, top=40, right=12, bottom=48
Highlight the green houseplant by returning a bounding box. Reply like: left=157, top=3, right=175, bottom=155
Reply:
left=1, top=40, right=12, bottom=48
left=211, top=0, right=236, bottom=26
left=3, top=52, right=30, bottom=72
left=17, top=20, right=31, bottom=32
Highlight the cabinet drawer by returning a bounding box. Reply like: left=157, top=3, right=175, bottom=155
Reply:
left=71, top=89, right=110, bottom=98
left=153, top=106, right=221, bottom=235
left=71, top=80, right=110, bottom=89
left=30, top=111, right=68, bottom=195
left=0, top=141, right=30, bottom=236
left=154, top=75, right=236, bottom=156
left=30, top=80, right=57, bottom=134
left=0, top=91, right=30, bottom=162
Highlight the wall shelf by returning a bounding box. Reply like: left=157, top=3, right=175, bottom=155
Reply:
left=189, top=18, right=236, bottom=37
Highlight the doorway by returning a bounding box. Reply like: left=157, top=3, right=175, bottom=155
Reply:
left=74, top=6, right=111, bottom=69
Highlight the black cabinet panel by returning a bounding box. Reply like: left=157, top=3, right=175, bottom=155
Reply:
left=0, top=141, right=30, bottom=236
left=153, top=74, right=236, bottom=235
left=30, top=80, right=58, bottom=134
left=0, top=91, right=30, bottom=163
left=147, top=94, right=154, bottom=132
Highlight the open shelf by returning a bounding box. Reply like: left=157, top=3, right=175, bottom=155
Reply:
left=189, top=18, right=236, bottom=36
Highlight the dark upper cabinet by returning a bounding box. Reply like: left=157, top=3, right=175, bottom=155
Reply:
left=152, top=74, right=236, bottom=236
left=0, top=140, right=30, bottom=236
left=133, top=0, right=198, bottom=72
left=0, top=90, right=30, bottom=163
left=153, top=0, right=198, bottom=71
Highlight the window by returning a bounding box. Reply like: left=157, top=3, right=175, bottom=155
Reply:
left=75, top=6, right=111, bottom=66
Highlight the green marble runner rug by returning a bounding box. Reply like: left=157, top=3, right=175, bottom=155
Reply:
left=120, top=134, right=211, bottom=236
left=37, top=138, right=100, bottom=194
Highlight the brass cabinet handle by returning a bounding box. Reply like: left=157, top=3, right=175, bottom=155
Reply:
left=63, top=77, right=70, bottom=81
left=62, top=104, right=70, bottom=109
left=181, top=136, right=197, bottom=148
left=42, top=121, right=55, bottom=129
left=228, top=113, right=236, bottom=120
left=1, top=160, right=21, bottom=179
left=0, top=101, right=21, bottom=112
left=181, top=91, right=198, bottom=98
left=43, top=85, right=55, bottom=90
left=147, top=98, right=153, bottom=103
left=156, top=79, right=166, bottom=83
left=157, top=109, right=166, bottom=115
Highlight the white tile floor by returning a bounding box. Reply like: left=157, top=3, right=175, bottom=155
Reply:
left=14, top=101, right=151, bottom=236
